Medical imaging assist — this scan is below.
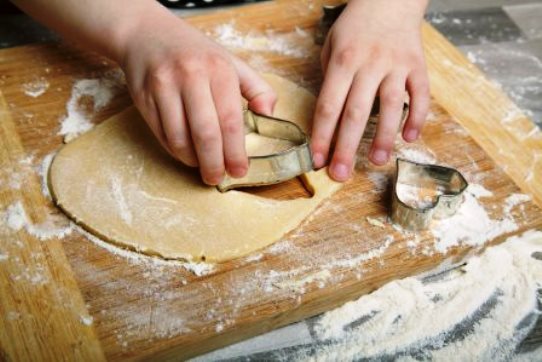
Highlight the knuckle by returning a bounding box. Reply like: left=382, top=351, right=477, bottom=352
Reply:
left=315, top=100, right=338, bottom=120
left=343, top=105, right=365, bottom=124
left=194, top=126, right=220, bottom=146
left=382, top=88, right=404, bottom=105
left=206, top=53, right=230, bottom=69
left=179, top=58, right=204, bottom=78
left=332, top=46, right=357, bottom=68
left=147, top=66, right=170, bottom=91
left=220, top=113, right=242, bottom=135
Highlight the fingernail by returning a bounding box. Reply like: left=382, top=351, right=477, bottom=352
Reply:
left=332, top=163, right=350, bottom=181
left=371, top=149, right=389, bottom=165
left=204, top=174, right=223, bottom=186
left=405, top=129, right=419, bottom=142
left=313, top=152, right=325, bottom=168
left=229, top=166, right=248, bottom=178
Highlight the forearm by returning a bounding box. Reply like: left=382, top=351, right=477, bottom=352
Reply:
left=10, top=0, right=180, bottom=63
left=347, top=0, right=429, bottom=24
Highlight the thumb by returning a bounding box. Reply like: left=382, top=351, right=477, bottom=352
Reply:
left=232, top=57, right=277, bottom=115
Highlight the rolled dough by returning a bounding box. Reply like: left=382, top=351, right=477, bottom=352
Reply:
left=49, top=74, right=342, bottom=262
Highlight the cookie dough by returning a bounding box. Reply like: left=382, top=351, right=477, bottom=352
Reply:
left=49, top=74, right=341, bottom=262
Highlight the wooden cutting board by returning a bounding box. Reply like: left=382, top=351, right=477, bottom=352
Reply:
left=1, top=1, right=542, bottom=360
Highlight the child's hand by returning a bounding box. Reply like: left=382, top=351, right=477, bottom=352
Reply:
left=311, top=0, right=430, bottom=181
left=119, top=12, right=276, bottom=186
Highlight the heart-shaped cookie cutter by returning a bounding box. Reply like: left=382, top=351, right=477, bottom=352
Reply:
left=391, top=158, right=469, bottom=230
left=217, top=110, right=313, bottom=192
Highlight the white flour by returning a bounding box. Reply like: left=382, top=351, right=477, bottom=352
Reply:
left=430, top=185, right=518, bottom=253
left=3, top=201, right=73, bottom=240
left=300, top=230, right=542, bottom=361
left=58, top=70, right=123, bottom=142
left=396, top=183, right=442, bottom=209
left=39, top=152, right=55, bottom=200
left=504, top=193, right=532, bottom=214
left=397, top=147, right=437, bottom=164
left=74, top=224, right=214, bottom=277
left=22, top=77, right=49, bottom=98
left=211, top=22, right=311, bottom=58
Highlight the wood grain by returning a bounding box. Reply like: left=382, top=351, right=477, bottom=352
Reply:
left=422, top=23, right=542, bottom=208
left=0, top=93, right=105, bottom=361
left=0, top=0, right=541, bottom=360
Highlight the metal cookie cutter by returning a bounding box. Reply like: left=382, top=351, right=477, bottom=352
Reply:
left=391, top=158, right=469, bottom=231
left=217, top=110, right=313, bottom=192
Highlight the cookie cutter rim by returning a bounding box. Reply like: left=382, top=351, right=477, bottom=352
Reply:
left=391, top=158, right=469, bottom=231
left=217, top=110, right=313, bottom=192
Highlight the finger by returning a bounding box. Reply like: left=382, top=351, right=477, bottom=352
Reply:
left=135, top=94, right=170, bottom=151
left=155, top=89, right=199, bottom=167
left=211, top=71, right=248, bottom=178
left=182, top=79, right=225, bottom=185
left=403, top=68, right=430, bottom=142
left=320, top=35, right=332, bottom=75
left=329, top=72, right=381, bottom=181
left=310, top=63, right=356, bottom=169
left=370, top=73, right=407, bottom=165
left=231, top=57, right=277, bottom=115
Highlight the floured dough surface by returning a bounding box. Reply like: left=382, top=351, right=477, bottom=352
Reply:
left=49, top=74, right=341, bottom=262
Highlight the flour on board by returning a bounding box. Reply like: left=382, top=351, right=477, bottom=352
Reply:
left=430, top=184, right=518, bottom=253
left=22, top=77, right=49, bottom=98
left=4, top=201, right=73, bottom=240
left=58, top=70, right=124, bottom=142
left=211, top=22, right=312, bottom=58
left=291, top=230, right=542, bottom=361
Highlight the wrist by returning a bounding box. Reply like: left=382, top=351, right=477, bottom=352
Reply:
left=347, top=0, right=428, bottom=20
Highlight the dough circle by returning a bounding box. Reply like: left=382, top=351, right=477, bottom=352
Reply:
left=49, top=74, right=341, bottom=262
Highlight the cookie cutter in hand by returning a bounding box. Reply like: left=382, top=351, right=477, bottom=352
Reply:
left=391, top=158, right=469, bottom=231
left=217, top=110, right=314, bottom=192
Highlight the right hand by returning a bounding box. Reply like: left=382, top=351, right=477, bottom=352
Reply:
left=118, top=13, right=277, bottom=185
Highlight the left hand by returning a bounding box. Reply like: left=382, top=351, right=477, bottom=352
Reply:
left=311, top=0, right=430, bottom=181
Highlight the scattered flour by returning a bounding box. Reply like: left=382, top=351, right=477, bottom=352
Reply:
left=80, top=315, right=94, bottom=326
left=74, top=224, right=214, bottom=277
left=22, top=77, right=49, bottom=98
left=5, top=202, right=27, bottom=231
left=39, top=152, right=55, bottom=200
left=211, top=22, right=311, bottom=58
left=275, top=269, right=332, bottom=292
left=3, top=201, right=73, bottom=240
left=366, top=171, right=389, bottom=192
left=109, top=176, right=133, bottom=226
left=302, top=230, right=542, bottom=361
left=397, top=147, right=437, bottom=164
left=467, top=183, right=493, bottom=198
left=58, top=70, right=123, bottom=141
left=396, top=183, right=442, bottom=209
left=324, top=236, right=395, bottom=270
left=430, top=184, right=518, bottom=253
left=504, top=193, right=531, bottom=214
left=366, top=217, right=386, bottom=228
